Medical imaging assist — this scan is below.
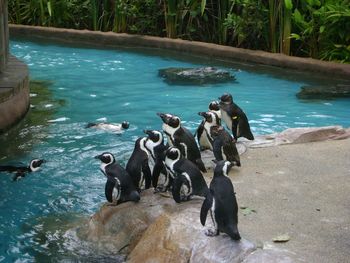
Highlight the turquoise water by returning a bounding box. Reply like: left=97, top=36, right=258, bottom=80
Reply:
left=1, top=39, right=349, bottom=262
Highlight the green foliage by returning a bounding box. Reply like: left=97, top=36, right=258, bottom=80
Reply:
left=7, top=0, right=350, bottom=62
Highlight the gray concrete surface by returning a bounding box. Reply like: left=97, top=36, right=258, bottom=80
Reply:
left=229, top=138, right=350, bottom=262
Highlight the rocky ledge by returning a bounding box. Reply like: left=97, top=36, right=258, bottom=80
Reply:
left=296, top=84, right=350, bottom=99
left=82, top=190, right=294, bottom=263
left=159, top=67, right=235, bottom=85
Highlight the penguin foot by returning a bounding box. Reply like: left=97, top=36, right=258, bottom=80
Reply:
left=205, top=228, right=219, bottom=237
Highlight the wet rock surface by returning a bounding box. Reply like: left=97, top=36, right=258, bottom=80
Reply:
left=159, top=67, right=235, bottom=85
left=296, top=84, right=350, bottom=99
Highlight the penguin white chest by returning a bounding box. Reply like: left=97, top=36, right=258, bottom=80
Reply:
left=221, top=109, right=232, bottom=130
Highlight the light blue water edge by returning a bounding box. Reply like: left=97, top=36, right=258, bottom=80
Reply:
left=1, top=39, right=349, bottom=262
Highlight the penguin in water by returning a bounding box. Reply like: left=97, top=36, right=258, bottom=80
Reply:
left=164, top=147, right=208, bottom=203
left=211, top=125, right=241, bottom=167
left=143, top=130, right=170, bottom=192
left=0, top=159, right=45, bottom=181
left=200, top=160, right=241, bottom=240
left=126, top=137, right=152, bottom=191
left=95, top=152, right=140, bottom=205
left=218, top=93, right=254, bottom=140
left=157, top=113, right=207, bottom=173
left=196, top=111, right=221, bottom=151
left=86, top=121, right=129, bottom=134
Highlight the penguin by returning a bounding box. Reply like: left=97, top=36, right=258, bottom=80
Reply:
left=86, top=121, right=129, bottom=133
left=210, top=125, right=241, bottom=167
left=218, top=93, right=254, bottom=140
left=200, top=160, right=241, bottom=240
left=208, top=100, right=221, bottom=119
left=164, top=147, right=208, bottom=203
left=0, top=159, right=45, bottom=181
left=95, top=152, right=140, bottom=205
left=143, top=130, right=170, bottom=192
left=196, top=111, right=221, bottom=151
left=157, top=112, right=207, bottom=173
left=126, top=137, right=152, bottom=191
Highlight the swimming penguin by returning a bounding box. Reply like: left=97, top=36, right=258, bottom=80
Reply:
left=211, top=125, right=241, bottom=167
left=86, top=121, right=129, bottom=133
left=164, top=147, right=208, bottom=203
left=95, top=152, right=140, bottom=205
left=218, top=93, right=254, bottom=140
left=143, top=130, right=169, bottom=192
left=200, top=160, right=241, bottom=240
left=157, top=112, right=207, bottom=173
left=126, top=137, right=152, bottom=191
left=0, top=159, right=45, bottom=181
left=196, top=111, right=221, bottom=151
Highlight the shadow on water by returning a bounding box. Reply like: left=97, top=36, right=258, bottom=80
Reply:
left=0, top=80, right=65, bottom=161
left=20, top=213, right=125, bottom=262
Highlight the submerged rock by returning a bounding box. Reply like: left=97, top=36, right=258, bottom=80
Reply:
left=296, top=84, right=350, bottom=99
left=159, top=67, right=235, bottom=85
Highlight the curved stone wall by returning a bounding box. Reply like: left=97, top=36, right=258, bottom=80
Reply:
left=9, top=24, right=350, bottom=78
left=0, top=56, right=29, bottom=132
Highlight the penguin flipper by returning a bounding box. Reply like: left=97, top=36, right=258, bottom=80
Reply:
left=237, top=114, right=254, bottom=140
left=200, top=192, right=213, bottom=226
left=196, top=159, right=207, bottom=173
left=12, top=171, right=25, bottom=181
left=213, top=139, right=223, bottom=161
left=105, top=178, right=115, bottom=203
left=195, top=121, right=205, bottom=142
left=171, top=174, right=184, bottom=203
left=142, top=160, right=152, bottom=189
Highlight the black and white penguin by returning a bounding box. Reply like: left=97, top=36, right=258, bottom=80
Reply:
left=0, top=159, right=45, bottom=181
left=157, top=112, right=207, bottom=173
left=143, top=130, right=170, bottom=192
left=210, top=125, right=241, bottom=167
left=95, top=152, right=140, bottom=205
left=86, top=121, right=129, bottom=133
left=126, top=137, right=152, bottom=191
left=218, top=93, right=254, bottom=140
left=196, top=111, right=221, bottom=151
left=200, top=160, right=241, bottom=240
left=164, top=147, right=208, bottom=203
left=208, top=100, right=221, bottom=119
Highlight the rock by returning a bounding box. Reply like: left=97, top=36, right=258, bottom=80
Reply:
left=246, top=126, right=350, bottom=148
left=159, top=67, right=235, bottom=85
left=242, top=246, right=297, bottom=263
left=296, top=84, right=350, bottom=99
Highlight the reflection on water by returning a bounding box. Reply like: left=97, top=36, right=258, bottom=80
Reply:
left=0, top=80, right=65, bottom=161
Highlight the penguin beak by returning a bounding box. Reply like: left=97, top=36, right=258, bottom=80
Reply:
left=198, top=112, right=209, bottom=119
left=157, top=113, right=170, bottom=123
left=143, top=130, right=153, bottom=137
left=94, top=154, right=102, bottom=160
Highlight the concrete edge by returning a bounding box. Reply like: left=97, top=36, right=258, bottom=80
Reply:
left=9, top=24, right=350, bottom=78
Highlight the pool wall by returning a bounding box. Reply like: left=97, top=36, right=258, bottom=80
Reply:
left=0, top=55, right=29, bottom=132
left=9, top=24, right=350, bottom=78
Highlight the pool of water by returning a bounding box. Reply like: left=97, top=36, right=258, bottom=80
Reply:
left=0, top=39, right=349, bottom=262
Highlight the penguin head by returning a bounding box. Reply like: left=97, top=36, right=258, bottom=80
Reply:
left=208, top=101, right=220, bottom=111
left=157, top=113, right=181, bottom=129
left=94, top=152, right=115, bottom=165
left=29, top=159, right=45, bottom=172
left=165, top=147, right=182, bottom=162
left=218, top=93, right=233, bottom=104
left=214, top=160, right=234, bottom=177
left=198, top=111, right=219, bottom=125
left=122, top=121, right=129, bottom=129
left=144, top=130, right=163, bottom=144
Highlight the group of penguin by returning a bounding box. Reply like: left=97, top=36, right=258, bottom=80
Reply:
left=95, top=92, right=254, bottom=240
left=0, top=92, right=254, bottom=241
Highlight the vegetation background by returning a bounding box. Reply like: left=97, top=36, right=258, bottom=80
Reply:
left=8, top=0, right=350, bottom=62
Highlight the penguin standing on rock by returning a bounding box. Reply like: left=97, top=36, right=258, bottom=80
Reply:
left=126, top=137, right=152, bottom=191
left=219, top=93, right=254, bottom=140
left=157, top=113, right=207, bottom=173
left=196, top=111, right=221, bottom=151
left=200, top=160, right=241, bottom=240
left=143, top=130, right=169, bottom=192
left=164, top=147, right=208, bottom=203
left=211, top=125, right=241, bottom=167
left=95, top=152, right=140, bottom=205
left=0, top=159, right=45, bottom=181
